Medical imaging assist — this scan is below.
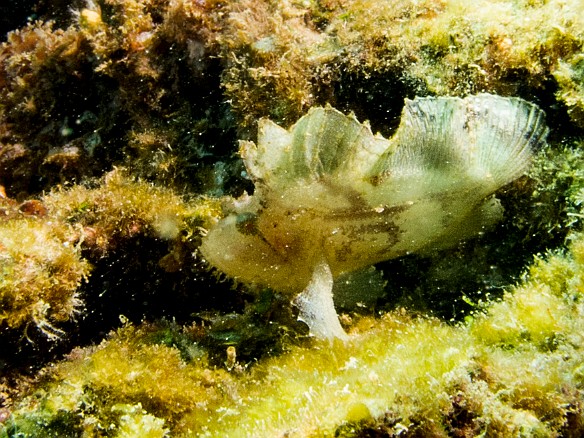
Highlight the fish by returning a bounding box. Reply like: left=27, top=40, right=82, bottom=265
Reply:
left=200, top=94, right=548, bottom=340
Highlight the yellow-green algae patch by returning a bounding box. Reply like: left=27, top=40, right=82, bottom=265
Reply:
left=0, top=169, right=221, bottom=340
left=1, top=325, right=236, bottom=437
left=215, top=315, right=474, bottom=437
left=4, top=233, right=584, bottom=436
left=221, top=0, right=584, bottom=128
left=0, top=217, right=90, bottom=338
left=44, top=169, right=221, bottom=252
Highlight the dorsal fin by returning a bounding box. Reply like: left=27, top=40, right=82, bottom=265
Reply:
left=240, top=95, right=547, bottom=211
left=368, top=94, right=548, bottom=203
left=240, top=105, right=387, bottom=191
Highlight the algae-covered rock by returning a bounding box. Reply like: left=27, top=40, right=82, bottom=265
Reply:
left=0, top=169, right=220, bottom=343
left=0, top=0, right=237, bottom=197
left=554, top=53, right=584, bottom=128
left=220, top=0, right=584, bottom=131
left=1, top=0, right=584, bottom=436
left=4, top=231, right=584, bottom=436
left=0, top=213, right=90, bottom=339
left=0, top=324, right=236, bottom=437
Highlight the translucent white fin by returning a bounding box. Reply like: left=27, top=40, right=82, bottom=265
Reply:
left=294, top=259, right=349, bottom=341
left=369, top=94, right=548, bottom=202
left=242, top=105, right=388, bottom=191
left=239, top=121, right=291, bottom=182
left=241, top=95, right=547, bottom=210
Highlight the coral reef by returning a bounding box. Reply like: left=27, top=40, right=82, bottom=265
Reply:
left=0, top=0, right=584, bottom=435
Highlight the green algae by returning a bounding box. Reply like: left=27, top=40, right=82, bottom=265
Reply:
left=554, top=53, right=584, bottom=128
left=4, top=230, right=584, bottom=436
left=220, top=0, right=584, bottom=129
left=0, top=216, right=90, bottom=338
left=0, top=324, right=235, bottom=437
left=0, top=169, right=221, bottom=340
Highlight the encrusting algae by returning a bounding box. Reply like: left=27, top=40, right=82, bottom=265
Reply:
left=1, top=0, right=584, bottom=436
left=0, top=214, right=90, bottom=339
left=0, top=168, right=220, bottom=341
left=4, top=231, right=584, bottom=436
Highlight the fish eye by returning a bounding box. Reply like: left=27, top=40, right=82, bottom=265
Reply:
left=235, top=212, right=259, bottom=236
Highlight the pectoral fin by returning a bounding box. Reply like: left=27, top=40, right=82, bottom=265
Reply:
left=294, top=259, right=348, bottom=341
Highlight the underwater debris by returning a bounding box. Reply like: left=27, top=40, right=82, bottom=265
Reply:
left=200, top=94, right=548, bottom=340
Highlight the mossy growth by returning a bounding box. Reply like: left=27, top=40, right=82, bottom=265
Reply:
left=326, top=0, right=584, bottom=101
left=554, top=53, right=584, bottom=129
left=4, top=231, right=584, bottom=436
left=220, top=0, right=338, bottom=130
left=0, top=168, right=222, bottom=343
left=0, top=204, right=90, bottom=339
left=219, top=0, right=584, bottom=135
left=0, top=323, right=236, bottom=437
left=0, top=18, right=123, bottom=196
left=44, top=168, right=221, bottom=257
left=0, top=0, right=237, bottom=197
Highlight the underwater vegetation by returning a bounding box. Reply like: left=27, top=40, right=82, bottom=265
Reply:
left=0, top=168, right=220, bottom=342
left=0, top=200, right=90, bottom=339
left=0, top=0, right=237, bottom=196
left=218, top=0, right=584, bottom=132
left=1, top=0, right=583, bottom=199
left=0, top=0, right=584, bottom=436
left=3, top=230, right=584, bottom=436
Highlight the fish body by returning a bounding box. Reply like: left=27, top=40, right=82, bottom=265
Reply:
left=201, top=94, right=548, bottom=339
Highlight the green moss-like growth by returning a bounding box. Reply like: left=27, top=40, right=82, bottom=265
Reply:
left=0, top=20, right=109, bottom=195
left=554, top=53, right=584, bottom=128
left=0, top=0, right=236, bottom=197
left=219, top=0, right=584, bottom=131
left=44, top=168, right=221, bottom=256
left=0, top=324, right=235, bottom=437
left=4, top=231, right=584, bottom=436
left=0, top=206, right=90, bottom=338
left=325, top=0, right=583, bottom=93
left=0, top=169, right=221, bottom=342
left=219, top=0, right=337, bottom=129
